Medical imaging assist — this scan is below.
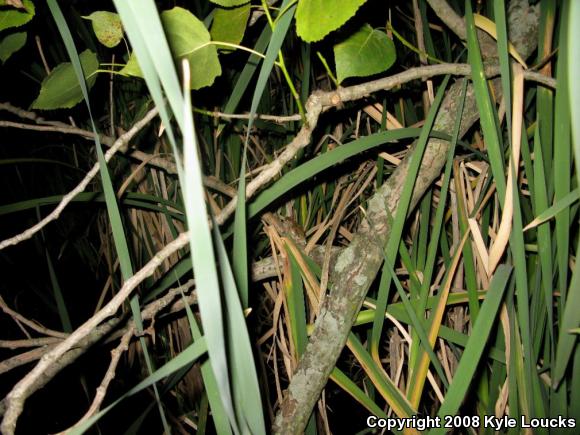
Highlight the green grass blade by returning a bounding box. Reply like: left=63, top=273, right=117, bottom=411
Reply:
left=212, top=218, right=266, bottom=434
left=465, top=1, right=505, bottom=201
left=410, top=79, right=468, bottom=369
left=347, top=332, right=416, bottom=421
left=232, top=150, right=249, bottom=309
left=494, top=0, right=512, bottom=140
left=553, top=2, right=580, bottom=388
left=69, top=338, right=208, bottom=435
left=531, top=126, right=555, bottom=348
left=44, top=246, right=72, bottom=332
left=329, top=367, right=388, bottom=420
left=181, top=62, right=238, bottom=432
left=382, top=246, right=450, bottom=389
left=47, top=1, right=170, bottom=430
left=112, top=0, right=184, bottom=180
left=226, top=28, right=272, bottom=115
left=0, top=192, right=184, bottom=220
left=429, top=265, right=512, bottom=434
left=181, top=292, right=233, bottom=435
left=47, top=0, right=134, bottom=280
left=246, top=0, right=296, bottom=137
left=248, top=128, right=455, bottom=220
left=371, top=75, right=451, bottom=363
left=233, top=0, right=296, bottom=313
left=571, top=1, right=580, bottom=177
left=524, top=189, right=579, bottom=231
left=553, top=0, right=572, bottom=304
left=285, top=243, right=309, bottom=356
left=554, top=243, right=580, bottom=388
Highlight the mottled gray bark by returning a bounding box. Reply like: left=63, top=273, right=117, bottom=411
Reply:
left=273, top=1, right=540, bottom=433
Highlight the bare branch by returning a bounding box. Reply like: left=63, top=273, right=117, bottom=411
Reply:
left=0, top=63, right=554, bottom=251
left=0, top=295, right=67, bottom=339
left=0, top=120, right=100, bottom=138
left=0, top=231, right=186, bottom=433
left=0, top=337, right=62, bottom=349
left=63, top=279, right=196, bottom=432
left=0, top=347, right=54, bottom=376
left=197, top=109, right=301, bottom=123
left=0, top=107, right=159, bottom=250
left=0, top=56, right=553, bottom=433
left=0, top=317, right=120, bottom=418
left=426, top=0, right=466, bottom=40
left=272, top=2, right=541, bottom=432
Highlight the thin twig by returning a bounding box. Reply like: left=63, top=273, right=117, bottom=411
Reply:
left=62, top=279, right=197, bottom=432
left=0, top=337, right=62, bottom=349
left=0, top=295, right=68, bottom=339
left=196, top=109, right=301, bottom=123
left=0, top=60, right=555, bottom=434
left=0, top=120, right=99, bottom=137
left=0, top=107, right=159, bottom=250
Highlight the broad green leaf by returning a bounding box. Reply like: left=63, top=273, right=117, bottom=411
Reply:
left=0, top=0, right=34, bottom=31
left=296, top=0, right=368, bottom=42
left=119, top=51, right=143, bottom=77
left=210, top=3, right=250, bottom=51
left=334, top=24, right=396, bottom=83
left=210, top=0, right=249, bottom=6
left=31, top=49, right=99, bottom=110
left=0, top=31, right=26, bottom=63
left=83, top=11, right=123, bottom=48
left=161, top=7, right=221, bottom=90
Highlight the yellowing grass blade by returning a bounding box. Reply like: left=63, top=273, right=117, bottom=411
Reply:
left=407, top=232, right=469, bottom=408
left=474, top=14, right=527, bottom=68
left=429, top=265, right=512, bottom=434
left=467, top=217, right=490, bottom=277
left=488, top=64, right=524, bottom=274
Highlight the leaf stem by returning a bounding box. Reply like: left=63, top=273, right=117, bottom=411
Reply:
left=387, top=21, right=444, bottom=64
left=316, top=51, right=339, bottom=88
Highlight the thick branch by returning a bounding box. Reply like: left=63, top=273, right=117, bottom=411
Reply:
left=1, top=57, right=551, bottom=435
left=272, top=1, right=540, bottom=433
left=426, top=0, right=466, bottom=39
left=0, top=63, right=553, bottom=251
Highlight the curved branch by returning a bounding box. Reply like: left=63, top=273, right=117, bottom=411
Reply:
left=272, top=2, right=541, bottom=433
left=0, top=64, right=555, bottom=251
left=426, top=0, right=466, bottom=40
left=1, top=55, right=552, bottom=433
left=0, top=107, right=160, bottom=250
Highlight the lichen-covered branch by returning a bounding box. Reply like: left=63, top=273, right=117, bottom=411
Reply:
left=273, top=1, right=540, bottom=433
left=1, top=14, right=548, bottom=431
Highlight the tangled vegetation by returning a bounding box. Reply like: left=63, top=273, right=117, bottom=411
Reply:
left=0, top=0, right=578, bottom=433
